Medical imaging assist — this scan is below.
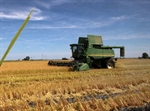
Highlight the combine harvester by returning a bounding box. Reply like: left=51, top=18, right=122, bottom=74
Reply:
left=48, top=35, right=125, bottom=71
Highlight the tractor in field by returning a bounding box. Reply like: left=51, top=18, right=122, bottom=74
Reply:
left=48, top=35, right=125, bottom=71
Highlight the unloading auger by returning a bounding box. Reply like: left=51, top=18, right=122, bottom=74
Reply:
left=0, top=10, right=33, bottom=66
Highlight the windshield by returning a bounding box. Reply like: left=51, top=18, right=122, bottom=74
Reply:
left=71, top=45, right=83, bottom=58
left=72, top=46, right=77, bottom=53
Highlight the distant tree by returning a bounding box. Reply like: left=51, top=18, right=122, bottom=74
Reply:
left=23, top=56, right=30, bottom=60
left=142, top=52, right=149, bottom=59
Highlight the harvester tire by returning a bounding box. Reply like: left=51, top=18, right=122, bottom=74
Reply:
left=106, top=59, right=115, bottom=69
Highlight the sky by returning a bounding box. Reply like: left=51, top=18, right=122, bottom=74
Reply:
left=0, top=0, right=150, bottom=60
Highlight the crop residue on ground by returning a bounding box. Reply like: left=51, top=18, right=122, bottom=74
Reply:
left=0, top=59, right=150, bottom=111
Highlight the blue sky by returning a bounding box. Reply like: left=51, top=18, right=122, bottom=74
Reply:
left=0, top=0, right=150, bottom=60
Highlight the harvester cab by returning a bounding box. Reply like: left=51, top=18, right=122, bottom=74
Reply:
left=70, top=44, right=84, bottom=59
left=70, top=44, right=90, bottom=71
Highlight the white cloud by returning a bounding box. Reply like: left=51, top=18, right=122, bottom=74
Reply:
left=89, top=15, right=133, bottom=28
left=120, top=34, right=150, bottom=40
left=17, top=36, right=66, bottom=45
left=111, top=16, right=127, bottom=21
left=36, top=0, right=71, bottom=9
left=28, top=15, right=131, bottom=29
left=28, top=25, right=82, bottom=29
left=104, top=33, right=150, bottom=40
left=0, top=8, right=46, bottom=20
left=51, top=0, right=70, bottom=6
left=0, top=12, right=24, bottom=19
left=36, top=1, right=51, bottom=9
left=47, top=37, right=66, bottom=41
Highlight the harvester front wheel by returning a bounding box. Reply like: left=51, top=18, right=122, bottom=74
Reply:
left=106, top=59, right=115, bottom=69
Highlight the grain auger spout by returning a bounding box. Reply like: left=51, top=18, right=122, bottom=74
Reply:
left=0, top=10, right=33, bottom=67
left=48, top=35, right=125, bottom=71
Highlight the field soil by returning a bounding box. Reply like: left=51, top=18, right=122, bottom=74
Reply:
left=0, top=59, right=150, bottom=111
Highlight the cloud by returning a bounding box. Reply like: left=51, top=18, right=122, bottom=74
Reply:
left=29, top=15, right=131, bottom=29
left=36, top=0, right=71, bottom=9
left=0, top=8, right=47, bottom=20
left=120, top=34, right=150, bottom=40
left=94, top=15, right=132, bottom=28
left=46, top=37, right=66, bottom=41
left=36, top=1, right=51, bottom=9
left=50, top=0, right=71, bottom=6
left=110, top=15, right=128, bottom=21
left=31, top=8, right=47, bottom=20
left=28, top=25, right=81, bottom=29
left=17, top=36, right=66, bottom=45
left=104, top=33, right=150, bottom=40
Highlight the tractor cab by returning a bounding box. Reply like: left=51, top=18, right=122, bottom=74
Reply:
left=70, top=44, right=84, bottom=59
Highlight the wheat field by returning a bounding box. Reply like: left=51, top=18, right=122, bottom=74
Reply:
left=0, top=59, right=150, bottom=111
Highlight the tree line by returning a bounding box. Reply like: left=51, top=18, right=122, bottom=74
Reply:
left=139, top=52, right=150, bottom=59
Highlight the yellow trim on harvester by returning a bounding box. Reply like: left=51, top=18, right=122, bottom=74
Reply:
left=88, top=54, right=114, bottom=56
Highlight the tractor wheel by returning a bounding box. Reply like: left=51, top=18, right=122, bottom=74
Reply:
left=106, top=59, right=115, bottom=69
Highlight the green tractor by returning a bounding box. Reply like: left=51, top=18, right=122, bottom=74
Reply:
left=48, top=35, right=125, bottom=71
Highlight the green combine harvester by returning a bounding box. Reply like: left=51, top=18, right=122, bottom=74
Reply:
left=48, top=35, right=125, bottom=71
